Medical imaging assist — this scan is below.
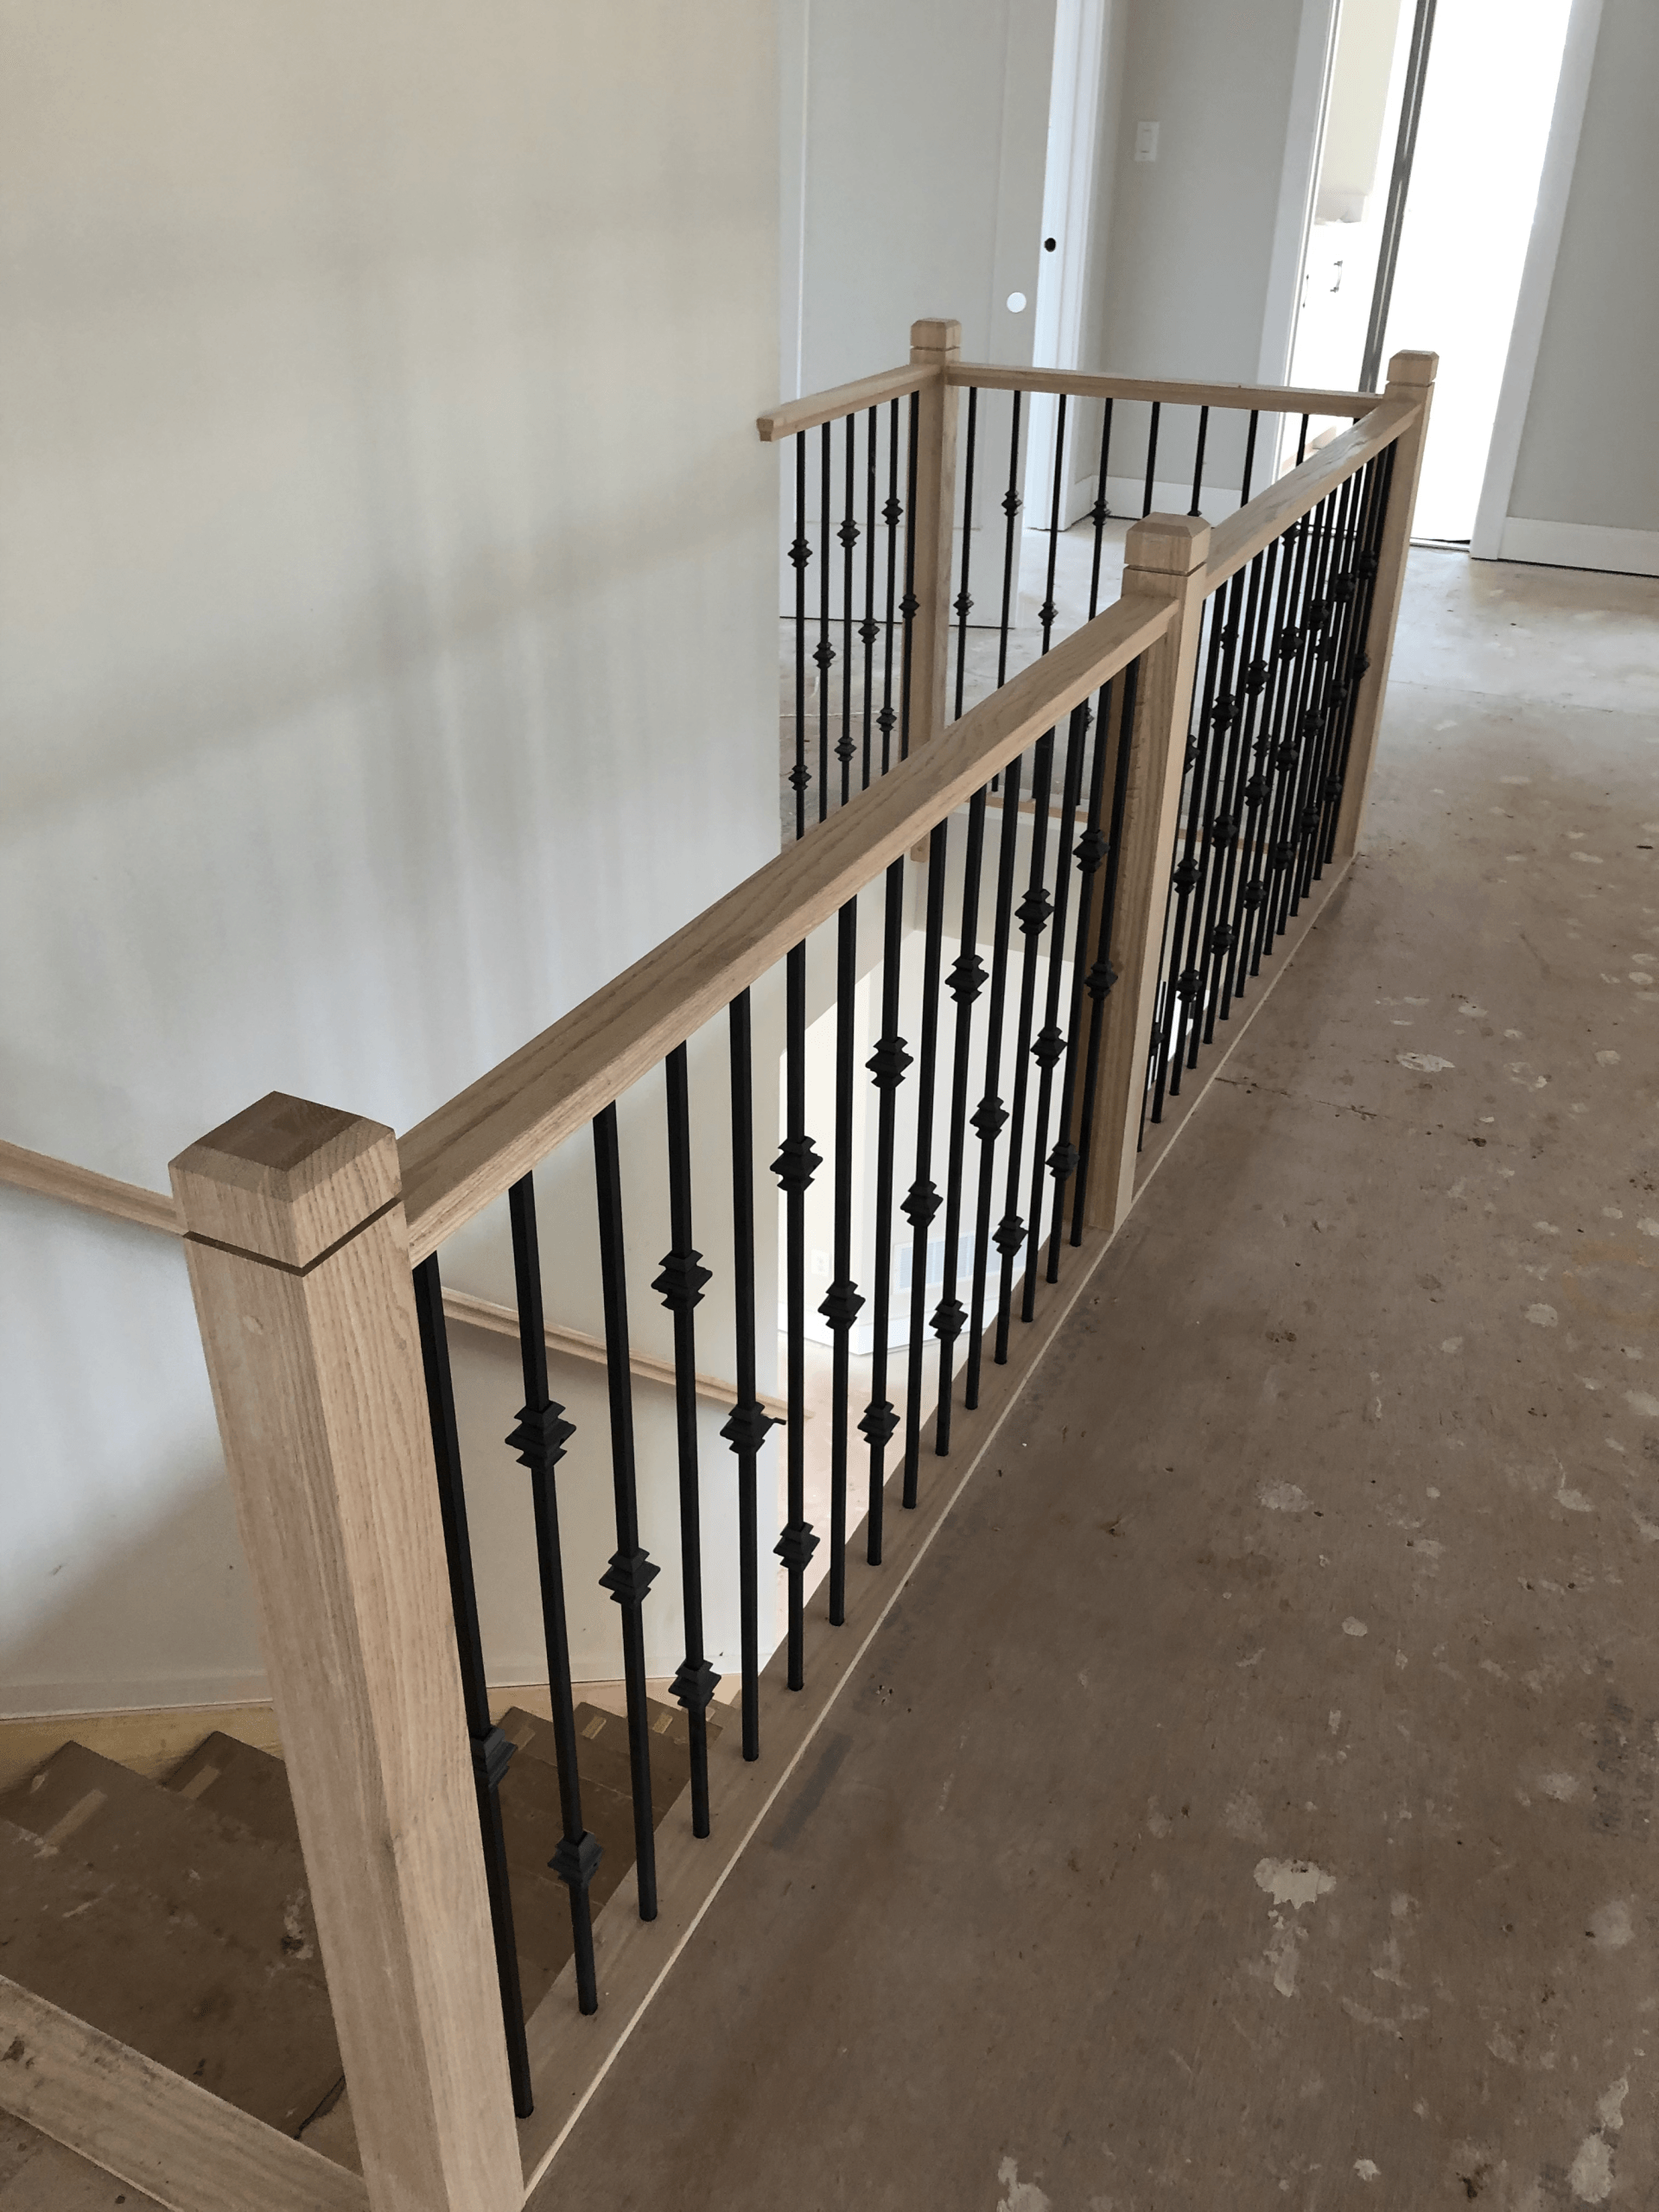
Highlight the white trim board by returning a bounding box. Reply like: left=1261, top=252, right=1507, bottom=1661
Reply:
left=1493, top=517, right=1659, bottom=578
left=1471, top=0, right=1605, bottom=559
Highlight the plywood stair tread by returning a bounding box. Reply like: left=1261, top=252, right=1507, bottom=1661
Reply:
left=162, top=1730, right=301, bottom=1851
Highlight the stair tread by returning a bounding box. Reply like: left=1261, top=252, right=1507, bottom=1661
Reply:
left=162, top=1730, right=301, bottom=1851
left=0, top=1741, right=323, bottom=1974
left=499, top=1698, right=717, bottom=1827
left=0, top=1816, right=341, bottom=2137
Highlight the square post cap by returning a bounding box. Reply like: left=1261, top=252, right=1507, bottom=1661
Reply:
left=910, top=319, right=962, bottom=361
left=170, top=1091, right=401, bottom=1271
left=1122, top=512, right=1211, bottom=581
left=1386, top=349, right=1438, bottom=388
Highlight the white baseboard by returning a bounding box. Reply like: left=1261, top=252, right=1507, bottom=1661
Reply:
left=1494, top=516, right=1659, bottom=578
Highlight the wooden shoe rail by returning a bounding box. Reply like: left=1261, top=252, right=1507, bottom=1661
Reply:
left=0, top=326, right=1433, bottom=2212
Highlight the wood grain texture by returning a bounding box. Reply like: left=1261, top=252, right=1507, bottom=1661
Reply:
left=1081, top=517, right=1214, bottom=1236
left=1202, top=398, right=1420, bottom=591
left=0, top=1141, right=179, bottom=1237
left=512, top=1217, right=1119, bottom=2199
left=946, top=360, right=1383, bottom=418
left=400, top=593, right=1174, bottom=1262
left=172, top=1114, right=522, bottom=2212
left=756, top=361, right=935, bottom=443
left=906, top=319, right=961, bottom=749
left=1332, top=354, right=1438, bottom=860
left=439, top=1287, right=790, bottom=1421
left=0, top=1976, right=366, bottom=2212
left=170, top=1095, right=399, bottom=1271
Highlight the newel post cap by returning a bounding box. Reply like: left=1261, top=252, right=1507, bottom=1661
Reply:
left=170, top=1091, right=401, bottom=1271
left=1385, top=348, right=1438, bottom=389
left=1122, top=512, right=1211, bottom=582
left=910, top=318, right=962, bottom=361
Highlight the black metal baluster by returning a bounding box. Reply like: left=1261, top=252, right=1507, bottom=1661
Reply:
left=1020, top=700, right=1088, bottom=1319
left=657, top=1050, right=718, bottom=1838
left=1230, top=532, right=1289, bottom=1004
left=1301, top=461, right=1373, bottom=892
left=497, top=1184, right=601, bottom=2024
left=1296, top=414, right=1311, bottom=465
left=790, top=435, right=811, bottom=841
left=1189, top=406, right=1211, bottom=516
left=902, top=817, right=950, bottom=1506
left=953, top=386, right=979, bottom=721
left=1088, top=397, right=1115, bottom=619
left=1070, top=659, right=1139, bottom=1242
left=1247, top=512, right=1313, bottom=980
left=772, top=943, right=820, bottom=1686
left=861, top=861, right=908, bottom=1560
left=1141, top=401, right=1161, bottom=517
left=817, top=423, right=834, bottom=821
left=1240, top=410, right=1261, bottom=505
left=996, top=390, right=1024, bottom=690
left=823, top=898, right=862, bottom=1620
left=1149, top=599, right=1224, bottom=1119
left=1205, top=557, right=1268, bottom=1036
left=933, top=788, right=988, bottom=1452
left=899, top=392, right=921, bottom=760
left=410, top=1256, right=537, bottom=2096
left=1165, top=595, right=1230, bottom=1093
left=1046, top=679, right=1113, bottom=1280
left=1038, top=393, right=1068, bottom=653
left=722, top=990, right=772, bottom=1763
left=1264, top=497, right=1326, bottom=949
left=879, top=399, right=903, bottom=776
left=838, top=416, right=858, bottom=810
left=1284, top=481, right=1351, bottom=920
left=994, top=727, right=1056, bottom=1363
left=591, top=1105, right=658, bottom=1921
left=966, top=753, right=1024, bottom=1407
left=1192, top=574, right=1253, bottom=1055
left=861, top=408, right=880, bottom=790
left=1319, top=448, right=1394, bottom=867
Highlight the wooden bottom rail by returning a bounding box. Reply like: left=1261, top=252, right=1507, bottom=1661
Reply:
left=0, top=1974, right=368, bottom=2212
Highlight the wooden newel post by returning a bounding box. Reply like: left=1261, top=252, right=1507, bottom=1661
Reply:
left=906, top=317, right=961, bottom=747
left=170, top=1095, right=522, bottom=2212
left=1081, top=513, right=1212, bottom=1236
left=1332, top=347, right=1438, bottom=859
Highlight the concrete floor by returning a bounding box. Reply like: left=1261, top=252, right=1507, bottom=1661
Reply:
left=547, top=547, right=1659, bottom=2212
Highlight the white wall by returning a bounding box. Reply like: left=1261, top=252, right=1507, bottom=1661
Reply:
left=1483, top=0, right=1659, bottom=574
left=0, top=1, right=780, bottom=1713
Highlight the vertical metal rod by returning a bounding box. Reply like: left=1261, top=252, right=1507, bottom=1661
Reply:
left=1189, top=406, right=1211, bottom=516
left=723, top=991, right=770, bottom=1762
left=1046, top=680, right=1113, bottom=1280
left=1150, top=595, right=1225, bottom=1119
left=818, top=422, right=834, bottom=820
left=995, top=391, right=1024, bottom=690
left=1295, top=414, right=1311, bottom=467
left=773, top=943, right=819, bottom=1687
left=591, top=1106, right=658, bottom=1920
left=1038, top=394, right=1068, bottom=652
left=791, top=435, right=810, bottom=841
left=1070, top=656, right=1140, bottom=1242
left=411, top=1255, right=538, bottom=2094
left=901, top=817, right=950, bottom=1507
left=1088, top=397, right=1115, bottom=619
left=993, top=727, right=1056, bottom=1363
left=658, top=1050, right=717, bottom=1838
left=1240, top=410, right=1261, bottom=505
left=839, top=416, right=857, bottom=810
left=861, top=406, right=879, bottom=790
left=1212, top=550, right=1271, bottom=1025
left=880, top=399, right=902, bottom=776
left=824, top=899, right=861, bottom=1620
left=1021, top=702, right=1088, bottom=1319
left=1141, top=402, right=1161, bottom=517
left=861, top=861, right=908, bottom=1560
left=953, top=386, right=980, bottom=721
left=899, top=391, right=920, bottom=760
left=965, top=753, right=1024, bottom=1406
left=934, top=787, right=988, bottom=1451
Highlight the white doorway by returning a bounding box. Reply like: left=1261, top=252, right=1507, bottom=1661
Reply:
left=1289, top=0, right=1575, bottom=542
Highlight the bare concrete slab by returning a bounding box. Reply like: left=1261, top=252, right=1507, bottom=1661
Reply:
left=548, top=550, right=1659, bottom=2210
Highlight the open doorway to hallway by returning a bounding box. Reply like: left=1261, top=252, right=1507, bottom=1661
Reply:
left=1290, top=0, right=1574, bottom=541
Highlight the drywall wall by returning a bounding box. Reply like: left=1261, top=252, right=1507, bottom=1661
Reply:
left=0, top=2, right=780, bottom=1713
left=1495, top=0, right=1659, bottom=572
left=780, top=0, right=1058, bottom=396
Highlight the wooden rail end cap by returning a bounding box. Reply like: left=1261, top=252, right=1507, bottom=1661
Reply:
left=1385, top=349, right=1439, bottom=388
left=1123, top=512, right=1211, bottom=581
left=910, top=317, right=962, bottom=360
left=169, top=1093, right=400, bottom=1271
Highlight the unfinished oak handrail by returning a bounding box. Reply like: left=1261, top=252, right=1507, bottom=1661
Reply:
left=756, top=360, right=938, bottom=444
left=398, top=588, right=1176, bottom=1261
left=1203, top=396, right=1421, bottom=588
left=944, top=361, right=1384, bottom=417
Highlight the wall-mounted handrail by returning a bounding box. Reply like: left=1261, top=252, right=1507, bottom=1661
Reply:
left=397, top=588, right=1175, bottom=1262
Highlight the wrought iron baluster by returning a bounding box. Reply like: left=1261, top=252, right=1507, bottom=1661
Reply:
left=861, top=861, right=908, bottom=1561
left=1284, top=480, right=1352, bottom=921
left=861, top=406, right=880, bottom=790
left=591, top=1105, right=658, bottom=1921
left=933, top=786, right=988, bottom=1452
left=1070, top=658, right=1139, bottom=1242
left=823, top=898, right=862, bottom=1621
left=1306, top=458, right=1377, bottom=887
left=966, top=753, right=1024, bottom=1407
left=1141, top=400, right=1161, bottom=517
left=880, top=398, right=903, bottom=776
left=1319, top=446, right=1394, bottom=867
left=899, top=392, right=921, bottom=760
left=1296, top=413, right=1311, bottom=466
left=1189, top=405, right=1211, bottom=517
left=1021, top=700, right=1088, bottom=1319
left=790, top=435, right=810, bottom=841
left=1192, top=572, right=1253, bottom=1055
left=410, top=1256, right=537, bottom=2097
left=1228, top=536, right=1287, bottom=1005
left=817, top=423, right=834, bottom=822
left=1046, top=679, right=1114, bottom=1280
left=657, top=1049, right=718, bottom=1837
left=1247, top=512, right=1313, bottom=980
left=1240, top=410, right=1261, bottom=505
left=723, top=989, right=772, bottom=1762
left=953, top=385, right=979, bottom=721
left=902, top=818, right=950, bottom=1508
left=838, top=416, right=858, bottom=810
left=1164, top=594, right=1231, bottom=1096
left=1088, top=397, right=1115, bottom=619
left=1150, top=597, right=1224, bottom=1120
left=996, top=390, right=1024, bottom=691
left=1260, top=497, right=1324, bottom=952
left=994, top=726, right=1056, bottom=1363
left=772, top=943, right=820, bottom=1688
left=1038, top=393, right=1068, bottom=653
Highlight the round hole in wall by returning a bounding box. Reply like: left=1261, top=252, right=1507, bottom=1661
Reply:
left=1044, top=237, right=1058, bottom=251
left=1006, top=290, right=1027, bottom=313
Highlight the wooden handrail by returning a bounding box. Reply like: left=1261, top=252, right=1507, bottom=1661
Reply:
left=1203, top=397, right=1421, bottom=589
left=0, top=1137, right=779, bottom=1415
left=946, top=361, right=1383, bottom=418
left=399, top=589, right=1176, bottom=1260
left=756, top=361, right=938, bottom=443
